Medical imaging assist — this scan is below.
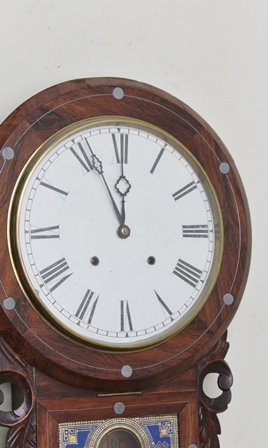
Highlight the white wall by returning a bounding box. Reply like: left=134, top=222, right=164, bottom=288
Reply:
left=0, top=1, right=266, bottom=447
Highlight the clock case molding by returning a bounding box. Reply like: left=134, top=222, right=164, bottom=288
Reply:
left=0, top=78, right=251, bottom=447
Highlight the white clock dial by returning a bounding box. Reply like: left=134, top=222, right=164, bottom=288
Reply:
left=10, top=118, right=222, bottom=349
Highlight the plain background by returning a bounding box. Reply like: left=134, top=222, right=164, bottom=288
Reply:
left=0, top=1, right=266, bottom=447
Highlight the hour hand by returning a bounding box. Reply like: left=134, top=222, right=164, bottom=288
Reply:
left=90, top=153, right=130, bottom=238
left=115, top=175, right=131, bottom=198
left=115, top=174, right=131, bottom=222
left=113, top=133, right=131, bottom=228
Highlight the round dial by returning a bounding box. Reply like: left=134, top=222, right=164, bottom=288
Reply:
left=9, top=117, right=222, bottom=349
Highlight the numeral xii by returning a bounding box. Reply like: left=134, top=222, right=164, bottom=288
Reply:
left=112, top=132, right=128, bottom=164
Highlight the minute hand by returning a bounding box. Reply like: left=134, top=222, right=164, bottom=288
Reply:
left=91, top=154, right=123, bottom=226
left=101, top=172, right=124, bottom=226
left=114, top=134, right=131, bottom=226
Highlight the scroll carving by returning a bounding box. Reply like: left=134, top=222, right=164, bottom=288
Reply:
left=198, top=331, right=233, bottom=448
left=5, top=411, right=36, bottom=448
left=0, top=336, right=36, bottom=447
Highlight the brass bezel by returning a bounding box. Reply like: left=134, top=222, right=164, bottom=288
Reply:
left=8, top=116, right=224, bottom=352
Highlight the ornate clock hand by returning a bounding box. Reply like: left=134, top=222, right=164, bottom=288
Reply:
left=91, top=152, right=130, bottom=238
left=115, top=174, right=131, bottom=224
left=114, top=133, right=131, bottom=229
left=91, top=154, right=121, bottom=222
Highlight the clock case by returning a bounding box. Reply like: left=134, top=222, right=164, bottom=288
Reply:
left=0, top=78, right=251, bottom=447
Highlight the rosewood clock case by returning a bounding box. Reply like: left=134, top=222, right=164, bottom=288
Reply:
left=0, top=77, right=251, bottom=448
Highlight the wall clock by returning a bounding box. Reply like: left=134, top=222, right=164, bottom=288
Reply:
left=0, top=77, right=251, bottom=448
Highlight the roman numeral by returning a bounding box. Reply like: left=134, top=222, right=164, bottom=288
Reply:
left=70, top=139, right=93, bottom=172
left=154, top=291, right=173, bottom=319
left=182, top=225, right=209, bottom=238
left=150, top=146, right=166, bottom=174
left=173, top=259, right=202, bottom=288
left=172, top=181, right=197, bottom=201
left=112, top=132, right=128, bottom=164
left=30, top=225, right=60, bottom=239
left=40, top=258, right=72, bottom=292
left=75, top=289, right=99, bottom=324
left=120, top=300, right=133, bottom=331
left=40, top=181, right=68, bottom=197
